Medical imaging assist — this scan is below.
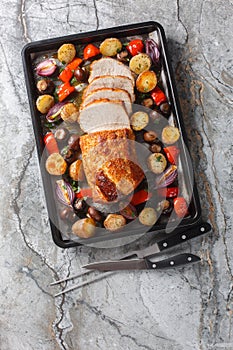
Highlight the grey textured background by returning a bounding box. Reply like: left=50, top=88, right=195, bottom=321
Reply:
left=0, top=0, right=232, bottom=349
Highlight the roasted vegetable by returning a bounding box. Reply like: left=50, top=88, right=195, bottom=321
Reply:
left=88, top=207, right=102, bottom=222
left=143, top=130, right=158, bottom=143
left=44, top=132, right=59, bottom=154
left=68, top=134, right=80, bottom=151
left=147, top=153, right=167, bottom=174
left=139, top=207, right=157, bottom=226
left=155, top=165, right=177, bottom=188
left=129, top=53, right=151, bottom=74
left=46, top=102, right=66, bottom=122
left=116, top=50, right=129, bottom=62
left=56, top=179, right=75, bottom=206
left=151, top=86, right=167, bottom=106
left=84, top=43, right=100, bottom=59
left=36, top=94, right=55, bottom=114
left=136, top=70, right=157, bottom=93
left=157, top=187, right=179, bottom=198
left=37, top=79, right=55, bottom=94
left=36, top=59, right=57, bottom=76
left=104, top=214, right=126, bottom=231
left=131, top=189, right=152, bottom=206
left=57, top=82, right=75, bottom=102
left=174, top=197, right=189, bottom=218
left=69, top=159, right=84, bottom=181
left=141, top=98, right=153, bottom=108
left=60, top=103, right=79, bottom=123
left=126, top=39, right=144, bottom=56
left=99, top=38, right=122, bottom=57
left=130, top=111, right=149, bottom=131
left=57, top=43, right=76, bottom=64
left=160, top=102, right=171, bottom=116
left=74, top=67, right=88, bottom=82
left=145, top=38, right=160, bottom=65
left=45, top=153, right=67, bottom=175
left=149, top=142, right=162, bottom=153
left=157, top=199, right=173, bottom=215
left=58, top=67, right=73, bottom=83
left=163, top=146, right=180, bottom=165
left=119, top=203, right=137, bottom=220
left=162, top=125, right=180, bottom=144
left=72, top=218, right=96, bottom=238
left=54, top=128, right=69, bottom=142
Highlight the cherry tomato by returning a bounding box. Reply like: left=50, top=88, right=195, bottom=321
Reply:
left=44, top=133, right=59, bottom=154
left=174, top=197, right=189, bottom=218
left=126, top=39, right=144, bottom=56
left=83, top=44, right=100, bottom=60
left=164, top=146, right=180, bottom=165
left=157, top=187, right=179, bottom=198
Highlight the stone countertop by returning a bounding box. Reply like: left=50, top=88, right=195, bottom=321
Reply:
left=0, top=1, right=233, bottom=349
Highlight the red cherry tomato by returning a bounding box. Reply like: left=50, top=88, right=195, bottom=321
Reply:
left=83, top=44, right=100, bottom=60
left=126, top=39, right=144, bottom=56
left=174, top=197, right=189, bottom=218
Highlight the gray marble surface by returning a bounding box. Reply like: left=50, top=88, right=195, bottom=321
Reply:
left=0, top=0, right=233, bottom=349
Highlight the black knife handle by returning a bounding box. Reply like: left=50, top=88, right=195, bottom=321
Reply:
left=145, top=253, right=201, bottom=270
left=157, top=222, right=212, bottom=252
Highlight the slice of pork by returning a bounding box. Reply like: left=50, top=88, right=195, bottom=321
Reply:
left=83, top=75, right=135, bottom=102
left=88, top=57, right=135, bottom=86
left=78, top=99, right=130, bottom=133
left=81, top=88, right=132, bottom=115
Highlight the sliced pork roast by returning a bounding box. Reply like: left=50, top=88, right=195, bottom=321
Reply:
left=78, top=99, right=130, bottom=133
left=80, top=128, right=144, bottom=202
left=83, top=75, right=135, bottom=102
left=89, top=57, right=135, bottom=85
left=81, top=88, right=132, bottom=115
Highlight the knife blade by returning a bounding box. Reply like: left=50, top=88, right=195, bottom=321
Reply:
left=82, top=253, right=201, bottom=271
left=119, top=222, right=212, bottom=260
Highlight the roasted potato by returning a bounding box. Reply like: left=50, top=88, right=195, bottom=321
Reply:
left=147, top=152, right=167, bottom=174
left=139, top=207, right=157, bottom=226
left=36, top=94, right=54, bottom=114
left=129, top=53, right=151, bottom=75
left=72, top=218, right=96, bottom=238
left=61, top=103, right=79, bottom=123
left=45, top=153, right=67, bottom=175
left=136, top=70, right=157, bottom=93
left=104, top=214, right=126, bottom=231
left=130, top=111, right=149, bottom=131
left=57, top=43, right=76, bottom=64
left=69, top=159, right=84, bottom=181
left=99, top=38, right=122, bottom=57
left=162, top=125, right=180, bottom=144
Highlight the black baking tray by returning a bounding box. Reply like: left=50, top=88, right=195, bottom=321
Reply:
left=22, top=21, right=202, bottom=248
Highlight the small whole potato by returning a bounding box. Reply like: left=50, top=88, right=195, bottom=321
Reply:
left=69, top=160, right=84, bottom=181
left=162, top=125, right=180, bottom=145
left=36, top=94, right=54, bottom=114
left=99, top=38, right=122, bottom=57
left=57, top=43, right=76, bottom=64
left=45, top=153, right=67, bottom=175
left=72, top=218, right=96, bottom=238
left=147, top=152, right=167, bottom=174
left=61, top=103, right=79, bottom=123
left=139, top=207, right=157, bottom=226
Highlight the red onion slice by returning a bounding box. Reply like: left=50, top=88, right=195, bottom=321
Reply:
left=55, top=180, right=75, bottom=207
left=36, top=59, right=57, bottom=76
left=155, top=165, right=177, bottom=189
left=46, top=102, right=66, bottom=122
left=145, top=39, right=160, bottom=65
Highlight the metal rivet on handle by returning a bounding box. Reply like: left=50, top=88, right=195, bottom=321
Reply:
left=152, top=264, right=157, bottom=268
left=200, top=227, right=205, bottom=232
left=163, top=242, right=168, bottom=247
left=187, top=256, right=192, bottom=262
left=170, top=261, right=175, bottom=266
left=181, top=235, right=186, bottom=240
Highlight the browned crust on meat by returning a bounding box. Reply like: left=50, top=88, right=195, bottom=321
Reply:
left=80, top=129, right=144, bottom=202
